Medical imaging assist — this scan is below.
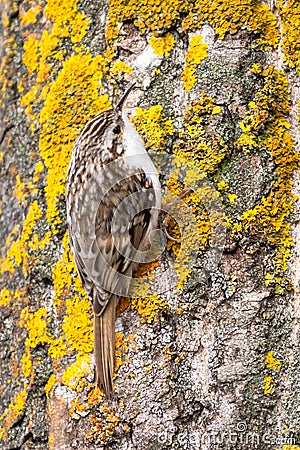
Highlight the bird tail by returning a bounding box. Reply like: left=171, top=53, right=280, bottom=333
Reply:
left=93, top=295, right=118, bottom=397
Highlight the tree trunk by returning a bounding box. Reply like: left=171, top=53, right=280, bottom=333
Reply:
left=1, top=0, right=300, bottom=449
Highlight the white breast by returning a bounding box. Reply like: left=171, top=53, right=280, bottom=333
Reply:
left=122, top=113, right=162, bottom=209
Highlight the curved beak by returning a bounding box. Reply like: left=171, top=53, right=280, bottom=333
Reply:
left=116, top=82, right=136, bottom=111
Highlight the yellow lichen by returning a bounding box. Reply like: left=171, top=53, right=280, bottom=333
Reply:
left=62, top=354, right=91, bottom=390
left=115, top=332, right=125, bottom=372
left=29, top=231, right=52, bottom=251
left=0, top=288, right=11, bottom=307
left=218, top=180, right=229, bottom=191
left=131, top=294, right=169, bottom=323
left=110, top=61, right=133, bottom=76
left=149, top=33, right=175, bottom=57
left=1, top=0, right=297, bottom=437
left=0, top=200, right=44, bottom=275
left=132, top=104, right=175, bottom=150
left=1, top=0, right=114, bottom=434
left=20, top=307, right=52, bottom=348
left=237, top=66, right=299, bottom=274
left=44, top=374, right=56, bottom=397
left=228, top=193, right=237, bottom=205
left=22, top=36, right=40, bottom=74
left=181, top=35, right=208, bottom=92
left=86, top=405, right=120, bottom=443
left=69, top=397, right=89, bottom=419
left=133, top=94, right=227, bottom=290
left=106, top=0, right=279, bottom=52
left=20, top=5, right=41, bottom=27
left=39, top=52, right=110, bottom=226
left=0, top=387, right=28, bottom=429
left=48, top=337, right=68, bottom=359
left=278, top=0, right=300, bottom=75
left=20, top=348, right=32, bottom=378
left=182, top=0, right=279, bottom=50
left=88, top=387, right=105, bottom=407
left=265, top=350, right=281, bottom=371
left=106, top=0, right=189, bottom=45
left=262, top=375, right=274, bottom=395
left=62, top=297, right=93, bottom=354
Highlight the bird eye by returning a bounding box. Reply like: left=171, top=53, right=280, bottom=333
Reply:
left=112, top=125, right=121, bottom=134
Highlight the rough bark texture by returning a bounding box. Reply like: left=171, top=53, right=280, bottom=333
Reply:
left=1, top=0, right=300, bottom=449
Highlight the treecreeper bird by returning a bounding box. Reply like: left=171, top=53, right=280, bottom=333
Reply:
left=66, top=84, right=161, bottom=396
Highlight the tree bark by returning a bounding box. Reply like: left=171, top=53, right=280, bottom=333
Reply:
left=1, top=0, right=300, bottom=449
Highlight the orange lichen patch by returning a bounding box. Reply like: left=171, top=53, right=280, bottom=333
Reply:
left=86, top=405, right=120, bottom=443
left=181, top=34, right=208, bottom=92
left=0, top=427, right=7, bottom=441
left=130, top=260, right=167, bottom=320
left=88, top=387, right=105, bottom=407
left=149, top=33, right=175, bottom=57
left=0, top=387, right=28, bottom=430
left=117, top=297, right=131, bottom=315
left=115, top=332, right=124, bottom=372
left=134, top=260, right=160, bottom=279
left=237, top=65, right=300, bottom=274
left=278, top=0, right=300, bottom=75
left=13, top=173, right=28, bottom=205
left=69, top=396, right=89, bottom=419
left=132, top=104, right=175, bottom=150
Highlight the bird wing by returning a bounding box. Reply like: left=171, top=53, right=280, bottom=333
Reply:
left=68, top=168, right=158, bottom=316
